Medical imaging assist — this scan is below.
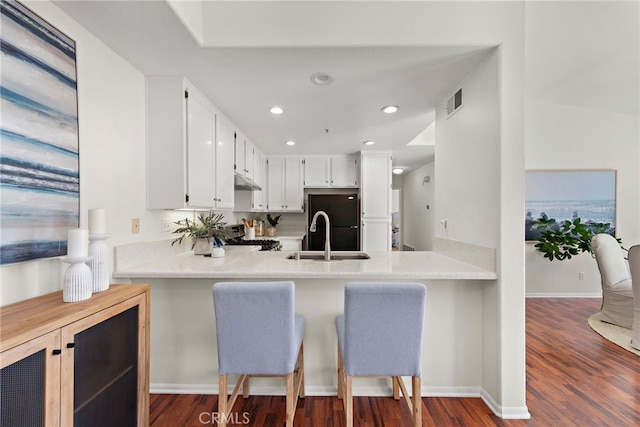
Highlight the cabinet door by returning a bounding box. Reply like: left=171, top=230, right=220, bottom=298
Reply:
left=266, top=157, right=285, bottom=210
left=186, top=88, right=215, bottom=208
left=304, top=158, right=330, bottom=187
left=362, top=219, right=391, bottom=252
left=361, top=153, right=391, bottom=218
left=284, top=158, right=303, bottom=212
left=214, top=113, right=235, bottom=209
left=234, top=131, right=245, bottom=176
left=60, top=294, right=147, bottom=427
left=1, top=330, right=61, bottom=427
left=252, top=150, right=265, bottom=211
left=245, top=139, right=255, bottom=180
left=331, top=157, right=359, bottom=187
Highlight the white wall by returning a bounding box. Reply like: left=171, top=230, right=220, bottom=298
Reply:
left=0, top=1, right=237, bottom=306
left=524, top=1, right=640, bottom=296
left=401, top=162, right=435, bottom=251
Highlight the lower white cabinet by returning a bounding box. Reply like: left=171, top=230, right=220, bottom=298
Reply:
left=277, top=237, right=303, bottom=251
left=361, top=219, right=391, bottom=252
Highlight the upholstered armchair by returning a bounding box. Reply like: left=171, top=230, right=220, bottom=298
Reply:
left=591, top=233, right=633, bottom=329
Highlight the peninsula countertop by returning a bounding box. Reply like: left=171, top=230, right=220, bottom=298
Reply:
left=113, top=245, right=497, bottom=281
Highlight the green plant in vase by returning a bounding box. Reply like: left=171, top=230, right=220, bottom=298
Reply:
left=266, top=214, right=281, bottom=237
left=172, top=211, right=226, bottom=254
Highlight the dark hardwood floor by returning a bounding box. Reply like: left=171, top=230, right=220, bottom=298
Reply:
left=149, top=298, right=640, bottom=426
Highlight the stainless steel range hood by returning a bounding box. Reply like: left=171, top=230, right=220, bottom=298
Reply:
left=234, top=174, right=262, bottom=191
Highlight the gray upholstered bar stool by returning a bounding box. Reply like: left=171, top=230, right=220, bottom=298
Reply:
left=335, top=282, right=427, bottom=427
left=212, top=281, right=305, bottom=427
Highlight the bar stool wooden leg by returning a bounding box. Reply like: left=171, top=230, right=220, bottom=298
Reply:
left=242, top=375, right=250, bottom=398
left=298, top=342, right=305, bottom=398
left=345, top=375, right=353, bottom=427
left=218, top=375, right=227, bottom=427
left=412, top=376, right=422, bottom=427
left=393, top=376, right=400, bottom=400
left=286, top=372, right=294, bottom=427
left=337, top=346, right=344, bottom=399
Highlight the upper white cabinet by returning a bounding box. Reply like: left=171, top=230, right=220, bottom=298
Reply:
left=213, top=113, right=236, bottom=209
left=266, top=157, right=303, bottom=212
left=303, top=156, right=359, bottom=188
left=147, top=77, right=216, bottom=209
left=303, top=158, right=330, bottom=187
left=360, top=151, right=392, bottom=251
left=234, top=131, right=246, bottom=177
left=330, top=157, right=359, bottom=187
left=244, top=139, right=256, bottom=181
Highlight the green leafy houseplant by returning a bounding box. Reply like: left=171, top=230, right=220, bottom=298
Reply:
left=172, top=212, right=226, bottom=248
left=267, top=214, right=281, bottom=227
left=532, top=214, right=620, bottom=261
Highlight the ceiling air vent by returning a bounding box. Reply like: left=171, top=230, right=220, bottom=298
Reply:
left=446, top=88, right=463, bottom=118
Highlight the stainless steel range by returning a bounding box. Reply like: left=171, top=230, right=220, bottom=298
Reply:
left=223, top=225, right=282, bottom=251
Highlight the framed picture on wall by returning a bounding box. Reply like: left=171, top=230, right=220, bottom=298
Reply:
left=524, top=170, right=616, bottom=241
left=0, top=0, right=80, bottom=264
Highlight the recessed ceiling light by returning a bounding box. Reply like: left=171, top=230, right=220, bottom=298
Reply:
left=270, top=106, right=284, bottom=115
left=310, top=72, right=334, bottom=86
left=285, top=140, right=296, bottom=146
left=392, top=168, right=404, bottom=175
left=381, top=105, right=399, bottom=114
left=363, top=140, right=375, bottom=146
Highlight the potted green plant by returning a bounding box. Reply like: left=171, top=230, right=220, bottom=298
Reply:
left=172, top=212, right=226, bottom=255
left=532, top=214, right=621, bottom=261
left=266, top=214, right=281, bottom=237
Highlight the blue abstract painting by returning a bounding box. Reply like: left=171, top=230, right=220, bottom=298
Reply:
left=1, top=0, right=79, bottom=264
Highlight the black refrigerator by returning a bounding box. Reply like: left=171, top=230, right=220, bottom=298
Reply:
left=308, top=194, right=360, bottom=251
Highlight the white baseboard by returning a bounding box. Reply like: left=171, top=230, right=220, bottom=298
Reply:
left=481, top=388, right=531, bottom=419
left=526, top=293, right=601, bottom=298
left=151, top=383, right=531, bottom=420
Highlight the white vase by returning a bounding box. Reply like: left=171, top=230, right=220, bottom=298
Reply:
left=193, top=238, right=213, bottom=255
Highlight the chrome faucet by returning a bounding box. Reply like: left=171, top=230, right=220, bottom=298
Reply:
left=310, top=210, right=331, bottom=261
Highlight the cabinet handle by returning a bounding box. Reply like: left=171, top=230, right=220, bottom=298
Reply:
left=52, top=349, right=62, bottom=355
left=66, top=343, right=75, bottom=348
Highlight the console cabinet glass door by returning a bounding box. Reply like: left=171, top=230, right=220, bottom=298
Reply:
left=60, top=296, right=143, bottom=427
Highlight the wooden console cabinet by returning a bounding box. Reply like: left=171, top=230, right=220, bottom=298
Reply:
left=0, top=284, right=150, bottom=427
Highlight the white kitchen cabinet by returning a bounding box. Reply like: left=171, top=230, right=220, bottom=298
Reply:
left=330, top=156, right=359, bottom=187
left=360, top=151, right=392, bottom=251
left=213, top=113, right=236, bottom=209
left=234, top=148, right=266, bottom=212
left=277, top=237, right=303, bottom=251
left=244, top=139, right=256, bottom=181
left=304, top=157, right=330, bottom=187
left=234, top=131, right=246, bottom=177
left=303, top=156, right=359, bottom=188
left=266, top=157, right=303, bottom=212
left=147, top=77, right=216, bottom=209
left=252, top=149, right=265, bottom=211
left=361, top=218, right=391, bottom=252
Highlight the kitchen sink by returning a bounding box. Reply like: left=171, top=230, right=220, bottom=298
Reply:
left=287, top=251, right=371, bottom=261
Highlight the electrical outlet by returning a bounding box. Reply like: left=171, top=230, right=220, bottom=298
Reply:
left=579, top=272, right=585, bottom=280
left=132, top=218, right=140, bottom=234
left=161, top=218, right=171, bottom=232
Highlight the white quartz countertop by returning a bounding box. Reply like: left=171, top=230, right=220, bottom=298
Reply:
left=113, top=247, right=497, bottom=280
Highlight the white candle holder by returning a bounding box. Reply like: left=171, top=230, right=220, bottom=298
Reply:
left=88, top=234, right=111, bottom=293
left=61, top=256, right=93, bottom=302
